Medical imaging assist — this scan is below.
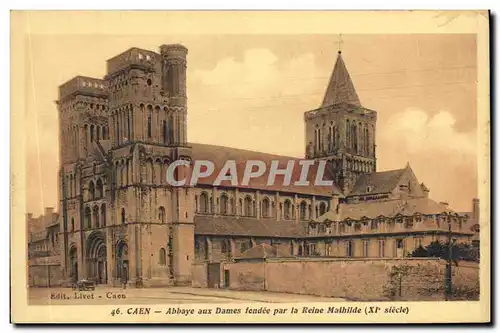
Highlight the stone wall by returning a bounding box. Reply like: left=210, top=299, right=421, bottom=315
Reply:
left=28, top=265, right=62, bottom=287
left=191, top=262, right=208, bottom=288
left=220, top=258, right=479, bottom=301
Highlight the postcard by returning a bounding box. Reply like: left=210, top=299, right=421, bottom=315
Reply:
left=10, top=10, right=490, bottom=324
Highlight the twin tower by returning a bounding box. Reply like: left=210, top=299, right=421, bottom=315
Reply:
left=57, top=44, right=194, bottom=286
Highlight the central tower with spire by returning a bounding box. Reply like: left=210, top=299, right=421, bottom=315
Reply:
left=304, top=50, right=377, bottom=195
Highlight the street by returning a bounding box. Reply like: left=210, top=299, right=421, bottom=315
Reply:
left=28, top=286, right=345, bottom=305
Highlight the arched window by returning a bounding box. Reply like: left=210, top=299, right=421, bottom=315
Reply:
left=96, top=125, right=101, bottom=141
left=244, top=196, right=253, bottom=217
left=96, top=178, right=104, bottom=198
left=159, top=206, right=166, bottom=223
left=351, top=122, right=357, bottom=150
left=284, top=200, right=291, bottom=220
left=333, top=125, right=337, bottom=149
left=262, top=198, right=270, bottom=218
left=101, top=203, right=106, bottom=227
left=159, top=248, right=166, bottom=265
left=89, top=181, right=95, bottom=200
left=71, top=217, right=75, bottom=232
left=328, top=125, right=332, bottom=151
left=299, top=201, right=307, bottom=220
left=93, top=206, right=100, bottom=228
left=126, top=110, right=131, bottom=140
left=90, top=124, right=95, bottom=142
left=121, top=208, right=126, bottom=225
left=200, top=192, right=209, bottom=213
left=162, top=120, right=167, bottom=144
left=147, top=105, right=153, bottom=139
left=346, top=119, right=350, bottom=147
left=102, top=126, right=107, bottom=140
left=365, top=128, right=369, bottom=155
left=220, top=194, right=228, bottom=215
left=319, top=202, right=327, bottom=216
left=85, top=207, right=91, bottom=229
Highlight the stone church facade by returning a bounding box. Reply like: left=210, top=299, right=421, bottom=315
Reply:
left=52, top=44, right=475, bottom=287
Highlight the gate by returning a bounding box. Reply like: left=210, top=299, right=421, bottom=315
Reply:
left=207, top=263, right=220, bottom=288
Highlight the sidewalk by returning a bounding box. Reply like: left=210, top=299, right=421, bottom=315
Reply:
left=164, top=286, right=345, bottom=303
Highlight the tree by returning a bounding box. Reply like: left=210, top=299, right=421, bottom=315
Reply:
left=410, top=241, right=478, bottom=263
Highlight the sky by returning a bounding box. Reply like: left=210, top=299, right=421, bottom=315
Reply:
left=25, top=34, right=478, bottom=215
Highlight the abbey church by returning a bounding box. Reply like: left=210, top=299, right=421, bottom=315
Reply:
left=28, top=44, right=477, bottom=288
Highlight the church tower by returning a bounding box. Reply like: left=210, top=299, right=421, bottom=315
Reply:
left=58, top=44, right=195, bottom=289
left=304, top=50, right=377, bottom=194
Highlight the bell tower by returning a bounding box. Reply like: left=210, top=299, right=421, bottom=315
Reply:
left=304, top=50, right=377, bottom=194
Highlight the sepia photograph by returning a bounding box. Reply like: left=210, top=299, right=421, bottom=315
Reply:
left=10, top=10, right=490, bottom=324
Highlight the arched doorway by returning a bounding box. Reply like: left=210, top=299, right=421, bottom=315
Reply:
left=86, top=231, right=107, bottom=284
left=116, top=241, right=129, bottom=283
left=69, top=246, right=78, bottom=282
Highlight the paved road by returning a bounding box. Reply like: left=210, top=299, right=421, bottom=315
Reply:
left=28, top=286, right=345, bottom=305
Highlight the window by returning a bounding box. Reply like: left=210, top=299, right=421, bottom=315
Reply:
left=414, top=237, right=423, bottom=249
left=89, top=181, right=95, bottom=200
left=262, top=198, right=270, bottom=218
left=318, top=224, right=326, bottom=234
left=244, top=197, right=253, bottom=217
left=220, top=194, right=228, bottom=215
left=93, top=206, right=100, bottom=228
left=71, top=217, right=75, bottom=232
left=240, top=240, right=251, bottom=253
left=96, top=178, right=104, bottom=198
left=319, top=202, right=327, bottom=216
left=221, top=240, right=228, bottom=253
left=159, top=206, right=166, bottom=223
left=309, top=224, right=317, bottom=236
left=354, top=223, right=362, bottom=232
left=308, top=243, right=317, bottom=256
left=299, top=201, right=307, bottom=220
left=284, top=200, right=291, bottom=220
left=90, top=125, right=95, bottom=142
left=346, top=120, right=350, bottom=147
left=366, top=186, right=373, bottom=193
left=346, top=241, right=353, bottom=257
left=147, top=105, right=153, bottom=139
left=101, top=204, right=106, bottom=227
left=405, top=218, right=414, bottom=229
left=162, top=120, right=167, bottom=144
left=85, top=207, right=91, bottom=229
left=370, top=219, right=378, bottom=230
left=159, top=248, right=166, bottom=265
left=199, top=192, right=209, bottom=213
left=363, top=240, right=369, bottom=257
left=379, top=240, right=385, bottom=257
left=121, top=208, right=126, bottom=225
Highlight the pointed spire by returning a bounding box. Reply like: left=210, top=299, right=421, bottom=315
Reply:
left=321, top=51, right=361, bottom=108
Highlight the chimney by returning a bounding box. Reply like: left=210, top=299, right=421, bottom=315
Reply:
left=472, top=198, right=480, bottom=223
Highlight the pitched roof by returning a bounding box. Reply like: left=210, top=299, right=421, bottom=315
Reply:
left=190, top=143, right=341, bottom=197
left=321, top=52, right=361, bottom=108
left=349, top=168, right=406, bottom=196
left=237, top=243, right=291, bottom=260
left=316, top=197, right=455, bottom=222
left=194, top=215, right=306, bottom=238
